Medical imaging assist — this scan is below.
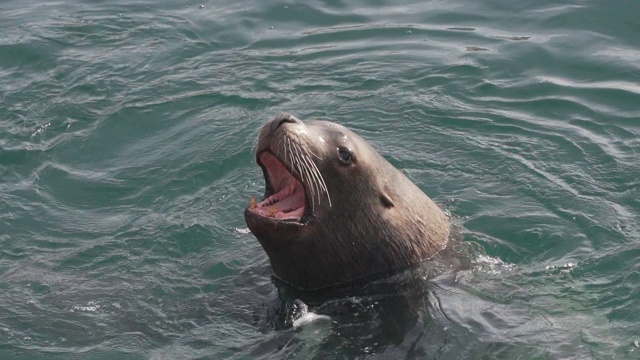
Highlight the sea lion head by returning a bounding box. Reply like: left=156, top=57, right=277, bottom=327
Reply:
left=245, top=113, right=450, bottom=290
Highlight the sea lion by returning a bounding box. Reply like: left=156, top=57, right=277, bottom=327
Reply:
left=244, top=113, right=450, bottom=290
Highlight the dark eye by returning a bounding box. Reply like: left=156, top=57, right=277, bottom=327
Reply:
left=338, top=148, right=353, bottom=164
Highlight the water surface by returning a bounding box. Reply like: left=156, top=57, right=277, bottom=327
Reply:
left=1, top=0, right=639, bottom=358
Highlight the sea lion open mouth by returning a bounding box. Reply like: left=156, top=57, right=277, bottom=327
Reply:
left=248, top=151, right=309, bottom=223
left=246, top=114, right=331, bottom=228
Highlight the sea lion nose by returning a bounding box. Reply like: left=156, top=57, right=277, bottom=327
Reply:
left=270, top=113, right=301, bottom=134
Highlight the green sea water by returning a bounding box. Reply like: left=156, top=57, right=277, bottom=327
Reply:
left=1, top=0, right=639, bottom=358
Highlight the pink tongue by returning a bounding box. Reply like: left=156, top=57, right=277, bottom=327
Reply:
left=272, top=190, right=304, bottom=211
left=275, top=206, right=305, bottom=220
left=255, top=181, right=305, bottom=219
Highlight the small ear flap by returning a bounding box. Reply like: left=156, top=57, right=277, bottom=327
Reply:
left=380, top=192, right=395, bottom=208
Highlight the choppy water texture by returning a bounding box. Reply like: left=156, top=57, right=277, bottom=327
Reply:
left=1, top=0, right=639, bottom=358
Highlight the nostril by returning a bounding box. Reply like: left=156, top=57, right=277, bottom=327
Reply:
left=270, top=113, right=301, bottom=133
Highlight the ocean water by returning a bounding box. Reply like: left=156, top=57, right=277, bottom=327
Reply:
left=1, top=0, right=639, bottom=359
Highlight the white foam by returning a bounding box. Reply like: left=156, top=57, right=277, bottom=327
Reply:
left=473, top=255, right=516, bottom=274
left=292, top=312, right=332, bottom=328
left=234, top=228, right=252, bottom=234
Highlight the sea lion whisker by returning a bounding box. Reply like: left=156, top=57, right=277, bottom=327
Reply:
left=300, top=145, right=331, bottom=207
left=287, top=138, right=302, bottom=186
left=295, top=143, right=318, bottom=211
left=294, top=142, right=320, bottom=209
left=289, top=138, right=304, bottom=201
left=307, top=148, right=323, bottom=161
left=284, top=137, right=289, bottom=170
left=304, top=150, right=326, bottom=206
left=303, top=147, right=330, bottom=206
left=276, top=138, right=284, bottom=160
left=293, top=142, right=320, bottom=202
left=292, top=141, right=316, bottom=207
left=290, top=143, right=309, bottom=199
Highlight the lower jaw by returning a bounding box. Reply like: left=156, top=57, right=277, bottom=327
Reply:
left=244, top=207, right=306, bottom=227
